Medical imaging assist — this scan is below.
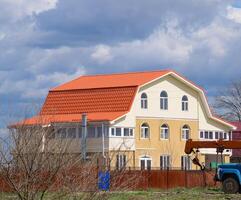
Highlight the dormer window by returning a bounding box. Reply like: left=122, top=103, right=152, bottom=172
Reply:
left=141, top=93, right=148, bottom=109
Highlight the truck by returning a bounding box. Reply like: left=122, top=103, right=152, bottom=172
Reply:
left=185, top=139, right=241, bottom=193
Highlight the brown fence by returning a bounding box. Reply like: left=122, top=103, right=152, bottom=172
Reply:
left=111, top=169, right=220, bottom=190
left=0, top=169, right=219, bottom=192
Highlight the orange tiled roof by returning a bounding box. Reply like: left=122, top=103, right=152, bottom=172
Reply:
left=41, top=86, right=137, bottom=115
left=18, top=70, right=171, bottom=125
left=18, top=112, right=127, bottom=126
left=52, top=70, right=171, bottom=91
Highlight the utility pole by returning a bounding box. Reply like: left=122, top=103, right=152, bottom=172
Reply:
left=81, top=113, right=87, bottom=160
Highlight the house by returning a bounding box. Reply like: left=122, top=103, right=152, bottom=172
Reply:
left=230, top=121, right=241, bottom=163
left=21, top=70, right=236, bottom=170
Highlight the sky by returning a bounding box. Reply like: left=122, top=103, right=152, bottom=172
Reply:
left=1, top=0, right=241, bottom=128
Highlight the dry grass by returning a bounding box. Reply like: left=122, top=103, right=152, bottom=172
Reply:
left=1, top=187, right=241, bottom=200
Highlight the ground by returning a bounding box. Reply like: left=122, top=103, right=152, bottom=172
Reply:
left=0, top=188, right=241, bottom=200
left=107, top=188, right=241, bottom=200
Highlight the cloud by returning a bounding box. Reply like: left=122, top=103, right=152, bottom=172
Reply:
left=0, top=67, right=86, bottom=99
left=0, top=0, right=58, bottom=21
left=91, top=45, right=112, bottom=64
left=1, top=0, right=241, bottom=128
left=227, top=5, right=241, bottom=23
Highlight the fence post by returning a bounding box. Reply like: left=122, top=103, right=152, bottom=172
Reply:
left=185, top=167, right=187, bottom=188
left=202, top=170, right=206, bottom=187
left=166, top=167, right=169, bottom=190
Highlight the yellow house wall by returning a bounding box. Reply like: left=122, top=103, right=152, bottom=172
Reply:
left=135, top=118, right=199, bottom=169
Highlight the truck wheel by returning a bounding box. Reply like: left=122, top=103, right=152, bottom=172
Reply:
left=222, top=177, right=239, bottom=194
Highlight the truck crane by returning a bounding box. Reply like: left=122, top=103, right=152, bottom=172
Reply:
left=185, top=139, right=241, bottom=193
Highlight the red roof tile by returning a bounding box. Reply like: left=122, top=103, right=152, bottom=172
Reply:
left=52, top=70, right=171, bottom=91
left=41, top=86, right=137, bottom=115
left=18, top=112, right=127, bottom=126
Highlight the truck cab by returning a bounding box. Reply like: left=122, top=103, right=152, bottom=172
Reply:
left=216, top=163, right=241, bottom=193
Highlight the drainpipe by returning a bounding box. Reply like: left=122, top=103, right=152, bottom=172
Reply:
left=81, top=113, right=87, bottom=160
left=102, top=123, right=106, bottom=159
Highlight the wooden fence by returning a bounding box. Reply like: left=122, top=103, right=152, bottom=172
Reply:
left=111, top=169, right=219, bottom=190
left=0, top=169, right=219, bottom=192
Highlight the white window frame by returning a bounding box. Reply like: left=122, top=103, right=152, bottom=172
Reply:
left=141, top=93, right=148, bottom=109
left=181, top=125, right=190, bottom=140
left=181, top=155, right=192, bottom=170
left=199, top=130, right=228, bottom=140
left=182, top=95, right=188, bottom=111
left=123, top=128, right=134, bottom=137
left=160, top=155, right=171, bottom=170
left=116, top=154, right=127, bottom=170
left=109, top=127, right=134, bottom=137
left=160, top=91, right=168, bottom=110
left=160, top=124, right=169, bottom=140
left=141, top=123, right=149, bottom=139
left=140, top=156, right=152, bottom=170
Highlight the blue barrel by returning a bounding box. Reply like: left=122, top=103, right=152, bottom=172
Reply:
left=98, top=171, right=110, bottom=191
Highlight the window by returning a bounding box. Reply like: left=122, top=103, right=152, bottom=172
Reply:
left=124, top=128, right=134, bottom=137
left=160, top=155, right=171, bottom=170
left=182, top=95, right=188, bottom=111
left=67, top=128, right=76, bottom=138
left=111, top=127, right=115, bottom=136
left=140, top=156, right=151, bottom=170
left=96, top=126, right=103, bottom=138
left=116, top=128, right=122, bottom=136
left=204, top=131, right=209, bottom=139
left=160, top=91, right=168, bottom=110
left=209, top=131, right=213, bottom=139
left=87, top=127, right=96, bottom=138
left=141, top=93, right=148, bottom=109
left=160, top=124, right=169, bottom=139
left=110, top=127, right=133, bottom=137
left=116, top=154, right=126, bottom=170
left=141, top=123, right=149, bottom=139
left=181, top=156, right=192, bottom=170
left=200, top=130, right=228, bottom=140
left=56, top=128, right=67, bottom=139
left=182, top=125, right=190, bottom=140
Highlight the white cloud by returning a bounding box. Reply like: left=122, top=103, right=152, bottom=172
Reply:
left=93, top=17, right=240, bottom=69
left=227, top=5, right=241, bottom=23
left=0, top=0, right=58, bottom=20
left=0, top=67, right=86, bottom=99
left=91, top=45, right=113, bottom=64
left=36, top=67, right=86, bottom=85
left=0, top=32, right=5, bottom=41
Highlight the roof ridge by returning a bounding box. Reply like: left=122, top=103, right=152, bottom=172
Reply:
left=50, top=85, right=138, bottom=92
left=78, top=69, right=172, bottom=78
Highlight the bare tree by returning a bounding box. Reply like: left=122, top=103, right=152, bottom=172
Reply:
left=0, top=116, right=143, bottom=200
left=215, top=80, right=241, bottom=121
left=0, top=117, right=85, bottom=200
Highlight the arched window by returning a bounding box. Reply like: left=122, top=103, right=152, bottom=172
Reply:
left=160, top=91, right=168, bottom=110
left=141, top=123, right=149, bottom=139
left=160, top=124, right=169, bottom=139
left=182, top=125, right=190, bottom=140
left=141, top=93, right=148, bottom=109
left=140, top=156, right=152, bottom=170
left=182, top=95, right=188, bottom=111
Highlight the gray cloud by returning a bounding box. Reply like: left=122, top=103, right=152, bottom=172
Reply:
left=0, top=0, right=241, bottom=128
